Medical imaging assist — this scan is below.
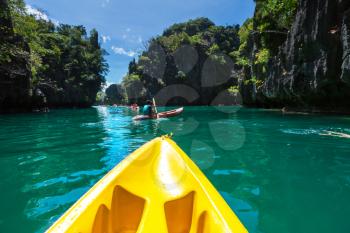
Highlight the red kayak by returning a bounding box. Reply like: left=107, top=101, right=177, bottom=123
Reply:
left=133, top=107, right=183, bottom=121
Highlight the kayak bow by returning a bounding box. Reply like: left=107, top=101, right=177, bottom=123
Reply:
left=46, top=136, right=247, bottom=233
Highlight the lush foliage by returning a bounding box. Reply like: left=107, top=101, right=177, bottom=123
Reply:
left=0, top=0, right=28, bottom=64
left=2, top=0, right=108, bottom=107
left=118, top=18, right=240, bottom=105
left=163, top=17, right=215, bottom=37
left=254, top=0, right=298, bottom=31
left=115, top=2, right=299, bottom=105
left=253, top=0, right=297, bottom=56
left=227, top=85, right=239, bottom=95
left=234, top=0, right=298, bottom=92
left=230, top=18, right=253, bottom=66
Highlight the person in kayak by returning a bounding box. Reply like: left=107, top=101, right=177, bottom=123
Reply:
left=143, top=100, right=154, bottom=116
left=130, top=103, right=139, bottom=110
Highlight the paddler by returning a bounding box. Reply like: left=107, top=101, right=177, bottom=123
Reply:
left=142, top=100, right=154, bottom=116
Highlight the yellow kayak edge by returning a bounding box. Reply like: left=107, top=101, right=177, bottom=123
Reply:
left=46, top=136, right=248, bottom=233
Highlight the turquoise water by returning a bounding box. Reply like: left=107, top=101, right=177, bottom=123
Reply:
left=0, top=106, right=350, bottom=233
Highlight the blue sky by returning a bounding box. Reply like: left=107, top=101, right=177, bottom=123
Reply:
left=25, top=0, right=255, bottom=85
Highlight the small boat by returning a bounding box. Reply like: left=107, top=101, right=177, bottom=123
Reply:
left=46, top=136, right=247, bottom=233
left=133, top=107, right=184, bottom=121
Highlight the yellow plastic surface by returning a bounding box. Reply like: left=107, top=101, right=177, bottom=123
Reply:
left=46, top=137, right=248, bottom=233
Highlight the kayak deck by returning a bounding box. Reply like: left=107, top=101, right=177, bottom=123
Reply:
left=46, top=136, right=247, bottom=233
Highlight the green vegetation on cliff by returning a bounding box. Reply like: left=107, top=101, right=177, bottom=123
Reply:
left=4, top=0, right=349, bottom=111
left=0, top=0, right=108, bottom=111
left=117, top=17, right=241, bottom=105
left=0, top=0, right=32, bottom=112
left=107, top=3, right=299, bottom=106
left=233, top=0, right=299, bottom=106
left=239, top=0, right=350, bottom=110
left=236, top=0, right=298, bottom=72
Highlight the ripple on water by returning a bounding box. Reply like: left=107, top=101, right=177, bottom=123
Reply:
left=213, top=169, right=252, bottom=177
left=280, top=128, right=320, bottom=135
left=280, top=128, right=350, bottom=138
left=22, top=177, right=81, bottom=192
left=18, top=154, right=47, bottom=166
left=24, top=187, right=88, bottom=219
left=22, top=169, right=104, bottom=192
left=80, top=122, right=104, bottom=128
left=220, top=191, right=259, bottom=232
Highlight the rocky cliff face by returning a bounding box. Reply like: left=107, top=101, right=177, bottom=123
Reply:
left=256, top=0, right=350, bottom=110
left=0, top=0, right=32, bottom=113
left=122, top=18, right=242, bottom=106
left=104, top=84, right=126, bottom=105
left=154, top=44, right=240, bottom=106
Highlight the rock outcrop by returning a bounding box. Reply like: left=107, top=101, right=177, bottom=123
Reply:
left=122, top=18, right=241, bottom=106
left=257, top=0, right=350, bottom=110
left=105, top=84, right=126, bottom=105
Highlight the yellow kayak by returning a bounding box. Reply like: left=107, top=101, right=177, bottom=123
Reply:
left=46, top=136, right=247, bottom=233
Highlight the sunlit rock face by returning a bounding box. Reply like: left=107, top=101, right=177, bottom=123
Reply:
left=0, top=0, right=32, bottom=113
left=257, top=0, right=350, bottom=110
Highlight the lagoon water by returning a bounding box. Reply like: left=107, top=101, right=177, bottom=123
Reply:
left=0, top=106, right=350, bottom=233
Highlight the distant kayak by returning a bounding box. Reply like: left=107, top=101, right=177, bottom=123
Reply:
left=133, top=107, right=184, bottom=121
left=46, top=136, right=247, bottom=233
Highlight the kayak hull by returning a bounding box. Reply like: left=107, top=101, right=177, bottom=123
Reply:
left=133, top=107, right=183, bottom=121
left=46, top=137, right=247, bottom=233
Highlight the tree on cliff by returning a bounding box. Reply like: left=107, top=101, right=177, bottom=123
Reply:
left=0, top=0, right=32, bottom=112
left=234, top=0, right=298, bottom=105
left=1, top=0, right=108, bottom=111
left=119, top=18, right=241, bottom=105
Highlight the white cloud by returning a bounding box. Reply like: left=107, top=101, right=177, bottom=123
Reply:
left=26, top=5, right=49, bottom=21
left=126, top=28, right=131, bottom=32
left=101, top=35, right=111, bottom=43
left=137, top=36, right=143, bottom=43
left=25, top=5, right=59, bottom=25
left=111, top=46, right=137, bottom=57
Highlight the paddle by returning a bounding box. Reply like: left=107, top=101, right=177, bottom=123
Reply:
left=152, top=97, right=159, bottom=119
